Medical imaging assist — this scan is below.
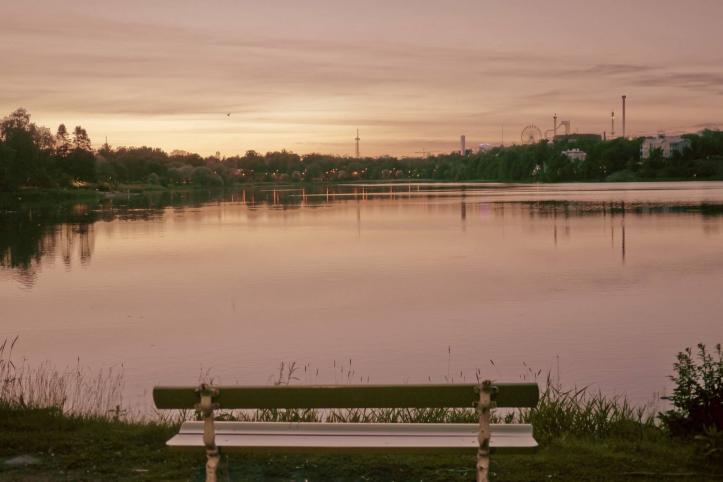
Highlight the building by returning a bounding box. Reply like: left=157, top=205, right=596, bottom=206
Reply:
left=562, top=148, right=587, bottom=161
left=641, top=134, right=690, bottom=159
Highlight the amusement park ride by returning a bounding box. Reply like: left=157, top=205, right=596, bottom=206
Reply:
left=521, top=114, right=571, bottom=145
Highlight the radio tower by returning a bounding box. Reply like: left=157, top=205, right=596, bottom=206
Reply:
left=355, top=129, right=360, bottom=158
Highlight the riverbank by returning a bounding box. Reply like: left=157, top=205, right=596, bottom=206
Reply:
left=2, top=341, right=721, bottom=481
left=0, top=404, right=714, bottom=482
left=4, top=178, right=722, bottom=206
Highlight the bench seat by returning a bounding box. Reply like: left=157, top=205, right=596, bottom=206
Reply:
left=167, top=421, right=538, bottom=454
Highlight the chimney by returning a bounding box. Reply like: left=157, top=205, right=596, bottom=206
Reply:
left=460, top=135, right=466, bottom=155
left=622, top=95, right=627, bottom=139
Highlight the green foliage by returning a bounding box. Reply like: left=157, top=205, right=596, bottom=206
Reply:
left=605, top=169, right=639, bottom=182
left=660, top=343, right=723, bottom=438
left=695, top=426, right=723, bottom=466
left=0, top=108, right=95, bottom=189
left=519, top=379, right=658, bottom=444
left=146, top=172, right=161, bottom=185
left=1, top=339, right=721, bottom=479
left=3, top=108, right=723, bottom=192
left=64, top=149, right=96, bottom=182
left=191, top=166, right=224, bottom=186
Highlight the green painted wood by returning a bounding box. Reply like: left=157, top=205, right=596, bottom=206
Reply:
left=153, top=383, right=538, bottom=409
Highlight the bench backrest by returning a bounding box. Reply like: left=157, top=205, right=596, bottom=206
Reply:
left=153, top=383, right=539, bottom=410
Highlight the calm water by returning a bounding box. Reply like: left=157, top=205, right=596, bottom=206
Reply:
left=1, top=182, right=722, bottom=409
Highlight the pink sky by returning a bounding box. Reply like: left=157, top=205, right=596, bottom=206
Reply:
left=2, top=0, right=722, bottom=156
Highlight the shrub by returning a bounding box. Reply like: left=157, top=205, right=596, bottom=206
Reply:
left=146, top=172, right=160, bottom=185
left=660, top=343, right=723, bottom=437
left=605, top=169, right=638, bottom=182
left=191, top=166, right=224, bottom=186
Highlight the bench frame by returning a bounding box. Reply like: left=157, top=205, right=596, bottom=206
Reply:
left=159, top=380, right=529, bottom=482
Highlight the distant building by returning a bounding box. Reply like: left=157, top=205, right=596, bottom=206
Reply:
left=562, top=148, right=587, bottom=161
left=641, top=134, right=690, bottom=159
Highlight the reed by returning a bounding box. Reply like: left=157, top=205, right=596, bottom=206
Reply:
left=0, top=336, right=126, bottom=419
left=1, top=338, right=660, bottom=442
left=211, top=363, right=661, bottom=442
left=519, top=374, right=658, bottom=442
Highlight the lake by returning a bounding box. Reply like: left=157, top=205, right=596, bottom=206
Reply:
left=1, top=182, right=722, bottom=411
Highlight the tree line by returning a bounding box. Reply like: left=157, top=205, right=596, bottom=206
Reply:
left=2, top=107, right=723, bottom=191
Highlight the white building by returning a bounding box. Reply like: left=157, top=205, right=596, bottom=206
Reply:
left=641, top=134, right=690, bottom=159
left=562, top=148, right=587, bottom=161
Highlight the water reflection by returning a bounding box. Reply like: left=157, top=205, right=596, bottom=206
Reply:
left=2, top=182, right=723, bottom=407
left=2, top=183, right=723, bottom=288
left=0, top=204, right=95, bottom=287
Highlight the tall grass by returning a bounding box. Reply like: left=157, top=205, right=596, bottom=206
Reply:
left=519, top=374, right=658, bottom=442
left=210, top=362, right=662, bottom=442
left=224, top=383, right=659, bottom=442
left=2, top=337, right=661, bottom=442
left=0, top=336, right=125, bottom=419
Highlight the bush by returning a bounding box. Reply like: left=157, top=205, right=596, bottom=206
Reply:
left=191, top=166, right=224, bottom=186
left=605, top=169, right=638, bottom=182
left=660, top=343, right=723, bottom=437
left=146, top=172, right=160, bottom=185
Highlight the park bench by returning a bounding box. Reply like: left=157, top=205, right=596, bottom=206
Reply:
left=153, top=381, right=539, bottom=482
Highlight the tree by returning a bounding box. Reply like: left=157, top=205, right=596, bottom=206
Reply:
left=65, top=149, right=96, bottom=182
left=72, top=126, right=91, bottom=151
left=0, top=108, right=31, bottom=136
left=192, top=166, right=223, bottom=186
left=641, top=148, right=664, bottom=178
left=56, top=124, right=71, bottom=158
left=0, top=108, right=42, bottom=187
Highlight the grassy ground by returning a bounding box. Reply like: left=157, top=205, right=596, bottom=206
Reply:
left=0, top=406, right=719, bottom=482
left=1, top=342, right=719, bottom=480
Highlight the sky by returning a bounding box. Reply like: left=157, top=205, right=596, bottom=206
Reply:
left=2, top=0, right=723, bottom=157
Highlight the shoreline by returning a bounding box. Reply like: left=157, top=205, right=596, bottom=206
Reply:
left=3, top=178, right=723, bottom=202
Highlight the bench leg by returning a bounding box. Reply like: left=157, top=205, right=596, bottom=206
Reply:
left=196, top=385, right=220, bottom=482
left=476, top=380, right=492, bottom=482
left=205, top=448, right=220, bottom=482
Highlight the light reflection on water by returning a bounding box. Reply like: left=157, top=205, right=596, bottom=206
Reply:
left=1, top=182, right=722, bottom=409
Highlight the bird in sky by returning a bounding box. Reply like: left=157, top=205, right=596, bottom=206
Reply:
left=226, top=113, right=231, bottom=117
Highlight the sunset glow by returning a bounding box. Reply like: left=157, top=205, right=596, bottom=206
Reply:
left=3, top=0, right=723, bottom=156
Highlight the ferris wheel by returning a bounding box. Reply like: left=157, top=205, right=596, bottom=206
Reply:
left=521, top=125, right=543, bottom=145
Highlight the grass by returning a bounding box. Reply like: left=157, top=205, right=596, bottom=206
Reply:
left=0, top=404, right=713, bottom=482
left=0, top=337, right=126, bottom=419
left=1, top=340, right=720, bottom=481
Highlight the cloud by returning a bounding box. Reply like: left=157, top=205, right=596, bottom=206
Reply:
left=630, top=71, right=723, bottom=93
left=583, top=64, right=655, bottom=76
left=2, top=2, right=723, bottom=155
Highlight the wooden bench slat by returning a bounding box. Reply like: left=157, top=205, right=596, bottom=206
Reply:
left=153, top=383, right=538, bottom=409
left=167, top=421, right=538, bottom=454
